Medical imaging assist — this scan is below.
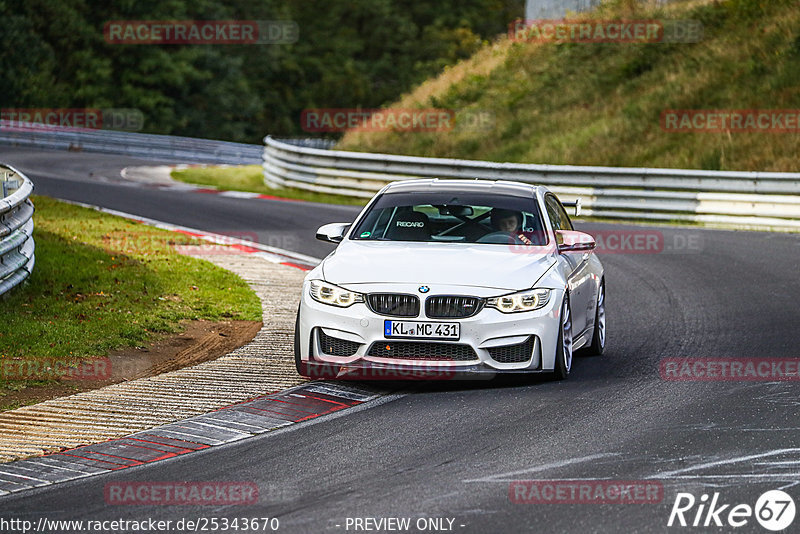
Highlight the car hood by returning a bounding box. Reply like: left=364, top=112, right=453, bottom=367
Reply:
left=321, top=241, right=556, bottom=291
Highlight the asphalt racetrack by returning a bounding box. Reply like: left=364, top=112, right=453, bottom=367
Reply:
left=2, top=147, right=799, bottom=533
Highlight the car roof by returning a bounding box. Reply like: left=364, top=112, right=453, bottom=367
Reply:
left=382, top=179, right=544, bottom=197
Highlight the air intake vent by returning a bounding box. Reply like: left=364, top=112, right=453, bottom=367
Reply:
left=487, top=336, right=535, bottom=363
left=317, top=329, right=360, bottom=357
left=425, top=296, right=484, bottom=319
left=366, top=294, right=420, bottom=317
left=367, top=341, right=477, bottom=361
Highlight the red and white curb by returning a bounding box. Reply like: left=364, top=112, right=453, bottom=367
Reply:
left=151, top=183, right=305, bottom=204
left=0, top=382, right=385, bottom=495
left=120, top=164, right=306, bottom=204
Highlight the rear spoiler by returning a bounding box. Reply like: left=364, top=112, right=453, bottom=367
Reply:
left=562, top=199, right=582, bottom=217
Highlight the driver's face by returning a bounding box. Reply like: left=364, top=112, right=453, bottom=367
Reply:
left=497, top=215, right=519, bottom=232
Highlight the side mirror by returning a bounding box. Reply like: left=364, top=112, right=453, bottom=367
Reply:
left=561, top=199, right=582, bottom=216
left=556, top=230, right=596, bottom=253
left=316, top=223, right=351, bottom=244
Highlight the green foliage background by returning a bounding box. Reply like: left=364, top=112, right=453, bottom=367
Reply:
left=338, top=0, right=800, bottom=172
left=0, top=0, right=523, bottom=142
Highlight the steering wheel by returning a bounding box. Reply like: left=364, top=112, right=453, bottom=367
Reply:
left=476, top=231, right=525, bottom=245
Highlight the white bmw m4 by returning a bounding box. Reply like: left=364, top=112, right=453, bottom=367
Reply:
left=294, top=179, right=605, bottom=380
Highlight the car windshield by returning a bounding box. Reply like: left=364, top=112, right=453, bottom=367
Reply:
left=351, top=191, right=547, bottom=245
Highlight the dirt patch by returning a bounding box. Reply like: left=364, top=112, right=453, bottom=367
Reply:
left=0, top=320, right=262, bottom=411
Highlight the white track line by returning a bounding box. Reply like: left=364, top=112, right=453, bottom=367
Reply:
left=53, top=198, right=322, bottom=266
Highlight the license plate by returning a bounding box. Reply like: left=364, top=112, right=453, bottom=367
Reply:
left=384, top=320, right=460, bottom=340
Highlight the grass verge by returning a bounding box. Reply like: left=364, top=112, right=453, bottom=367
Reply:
left=0, top=195, right=262, bottom=401
left=171, top=165, right=367, bottom=206
left=337, top=0, right=800, bottom=172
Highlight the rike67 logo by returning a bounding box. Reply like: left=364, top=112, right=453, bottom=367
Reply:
left=668, top=490, right=795, bottom=531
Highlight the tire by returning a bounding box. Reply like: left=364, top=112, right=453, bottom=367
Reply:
left=552, top=294, right=573, bottom=381
left=586, top=280, right=606, bottom=356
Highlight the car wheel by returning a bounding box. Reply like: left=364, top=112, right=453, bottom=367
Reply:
left=553, top=294, right=573, bottom=380
left=586, top=280, right=606, bottom=356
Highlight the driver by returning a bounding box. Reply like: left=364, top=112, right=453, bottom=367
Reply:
left=490, top=208, right=533, bottom=245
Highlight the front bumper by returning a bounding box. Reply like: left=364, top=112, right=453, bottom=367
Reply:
left=297, top=282, right=564, bottom=374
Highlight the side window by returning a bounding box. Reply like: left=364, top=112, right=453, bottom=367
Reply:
left=555, top=199, right=574, bottom=231
left=545, top=194, right=574, bottom=231
left=545, top=195, right=562, bottom=230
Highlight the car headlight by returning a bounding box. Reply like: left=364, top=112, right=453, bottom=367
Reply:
left=486, top=288, right=551, bottom=313
left=309, top=280, right=364, bottom=308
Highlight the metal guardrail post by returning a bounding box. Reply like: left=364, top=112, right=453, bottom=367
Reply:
left=0, top=179, right=18, bottom=199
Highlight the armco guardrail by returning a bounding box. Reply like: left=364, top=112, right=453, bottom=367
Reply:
left=0, top=164, right=35, bottom=296
left=263, top=136, right=800, bottom=231
left=0, top=123, right=262, bottom=165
